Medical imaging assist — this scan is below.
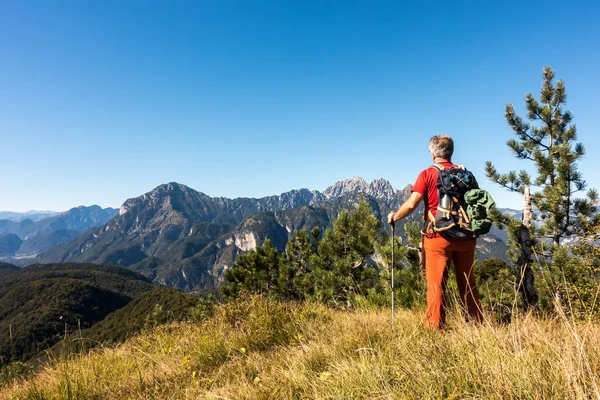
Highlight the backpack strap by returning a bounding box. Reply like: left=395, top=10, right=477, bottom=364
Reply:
left=428, top=164, right=445, bottom=226
left=428, top=210, right=435, bottom=222
left=432, top=163, right=466, bottom=171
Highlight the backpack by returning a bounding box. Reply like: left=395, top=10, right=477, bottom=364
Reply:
left=427, top=164, right=495, bottom=240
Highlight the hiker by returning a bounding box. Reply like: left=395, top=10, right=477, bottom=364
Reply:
left=388, top=135, right=483, bottom=329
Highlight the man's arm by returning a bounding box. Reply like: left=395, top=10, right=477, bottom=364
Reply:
left=387, top=192, right=424, bottom=225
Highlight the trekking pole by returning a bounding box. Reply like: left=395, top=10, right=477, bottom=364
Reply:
left=391, top=223, right=395, bottom=330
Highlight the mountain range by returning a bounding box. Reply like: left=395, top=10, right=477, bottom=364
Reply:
left=0, top=210, right=60, bottom=222
left=0, top=206, right=118, bottom=261
left=35, top=178, right=509, bottom=291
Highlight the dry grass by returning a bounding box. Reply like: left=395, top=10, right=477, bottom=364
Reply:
left=1, top=297, right=599, bottom=399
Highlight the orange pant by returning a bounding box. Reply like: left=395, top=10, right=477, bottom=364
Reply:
left=423, top=235, right=483, bottom=329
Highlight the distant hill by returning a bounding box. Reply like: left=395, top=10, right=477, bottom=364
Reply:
left=0, top=263, right=154, bottom=364
left=0, top=262, right=18, bottom=270
left=0, top=205, right=118, bottom=260
left=0, top=235, right=22, bottom=257
left=37, top=179, right=509, bottom=291
left=0, top=263, right=19, bottom=278
left=0, top=211, right=60, bottom=222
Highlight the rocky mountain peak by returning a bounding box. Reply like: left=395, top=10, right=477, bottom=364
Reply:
left=149, top=182, right=195, bottom=196
left=119, top=182, right=198, bottom=216
left=324, top=177, right=398, bottom=201
left=323, top=177, right=369, bottom=198
left=366, top=178, right=398, bottom=201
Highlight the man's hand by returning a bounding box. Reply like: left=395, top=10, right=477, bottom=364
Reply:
left=387, top=211, right=396, bottom=226
left=391, top=192, right=424, bottom=222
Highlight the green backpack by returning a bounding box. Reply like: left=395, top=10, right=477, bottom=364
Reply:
left=464, top=189, right=496, bottom=235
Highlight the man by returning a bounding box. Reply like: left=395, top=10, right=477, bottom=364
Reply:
left=388, top=135, right=483, bottom=329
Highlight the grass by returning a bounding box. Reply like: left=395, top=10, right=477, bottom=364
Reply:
left=1, top=296, right=599, bottom=399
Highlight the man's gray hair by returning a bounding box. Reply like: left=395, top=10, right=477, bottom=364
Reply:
left=429, top=135, right=454, bottom=160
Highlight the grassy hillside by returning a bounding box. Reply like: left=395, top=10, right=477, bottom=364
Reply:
left=70, top=287, right=208, bottom=346
left=2, top=296, right=598, bottom=399
left=0, top=263, right=155, bottom=364
left=0, top=279, right=131, bottom=363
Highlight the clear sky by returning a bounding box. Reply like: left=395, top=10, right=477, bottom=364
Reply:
left=1, top=0, right=599, bottom=212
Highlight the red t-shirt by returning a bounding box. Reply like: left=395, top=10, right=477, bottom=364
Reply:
left=411, top=162, right=455, bottom=220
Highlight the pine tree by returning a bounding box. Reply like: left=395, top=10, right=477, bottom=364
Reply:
left=486, top=66, right=598, bottom=308
left=222, top=203, right=382, bottom=305
left=275, top=229, right=318, bottom=300
left=310, top=201, right=380, bottom=306
left=486, top=66, right=595, bottom=248
left=221, top=239, right=280, bottom=298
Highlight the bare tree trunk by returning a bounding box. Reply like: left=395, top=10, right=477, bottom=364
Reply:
left=517, top=186, right=538, bottom=309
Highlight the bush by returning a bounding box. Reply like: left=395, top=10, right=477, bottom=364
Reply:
left=476, top=258, right=519, bottom=323
left=537, top=245, right=600, bottom=319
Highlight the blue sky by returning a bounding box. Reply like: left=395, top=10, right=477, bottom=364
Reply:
left=1, top=0, right=599, bottom=212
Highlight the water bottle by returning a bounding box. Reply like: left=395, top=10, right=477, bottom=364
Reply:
left=440, top=193, right=451, bottom=210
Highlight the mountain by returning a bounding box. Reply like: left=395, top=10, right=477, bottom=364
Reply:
left=166, top=190, right=408, bottom=290
left=324, top=177, right=398, bottom=202
left=38, top=180, right=410, bottom=289
left=0, top=235, right=22, bottom=257
left=0, top=211, right=60, bottom=222
left=0, top=263, right=155, bottom=364
left=497, top=208, right=523, bottom=220
left=37, top=179, right=508, bottom=291
left=476, top=235, right=512, bottom=260
left=0, top=205, right=118, bottom=261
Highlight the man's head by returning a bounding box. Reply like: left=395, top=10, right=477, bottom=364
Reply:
left=429, top=135, right=454, bottom=161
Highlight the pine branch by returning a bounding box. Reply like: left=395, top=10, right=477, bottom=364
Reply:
left=507, top=108, right=550, bottom=151
left=485, top=162, right=524, bottom=193
left=533, top=107, right=550, bottom=126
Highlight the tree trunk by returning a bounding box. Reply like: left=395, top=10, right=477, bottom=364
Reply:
left=517, top=186, right=538, bottom=309
left=553, top=233, right=560, bottom=247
